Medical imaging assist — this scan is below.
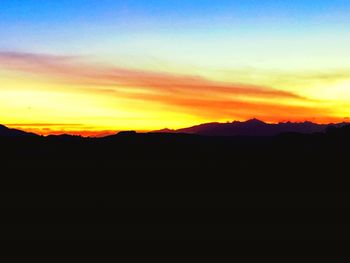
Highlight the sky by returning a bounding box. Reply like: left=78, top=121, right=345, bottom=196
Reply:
left=0, top=0, right=350, bottom=135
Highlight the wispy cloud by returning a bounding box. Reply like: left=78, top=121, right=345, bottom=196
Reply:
left=4, top=123, right=83, bottom=127
left=0, top=51, right=303, bottom=98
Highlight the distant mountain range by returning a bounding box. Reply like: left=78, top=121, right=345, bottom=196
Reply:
left=153, top=119, right=349, bottom=136
left=0, top=119, right=349, bottom=138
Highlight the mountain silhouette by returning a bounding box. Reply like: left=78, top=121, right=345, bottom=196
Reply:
left=326, top=123, right=350, bottom=137
left=153, top=119, right=348, bottom=136
left=0, top=124, right=38, bottom=137
left=0, top=120, right=349, bottom=138
left=1, top=122, right=350, bottom=216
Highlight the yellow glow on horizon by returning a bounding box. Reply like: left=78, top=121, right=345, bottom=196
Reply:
left=1, top=54, right=349, bottom=136
left=0, top=75, right=204, bottom=133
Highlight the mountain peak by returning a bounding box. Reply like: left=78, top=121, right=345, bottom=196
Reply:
left=245, top=119, right=266, bottom=125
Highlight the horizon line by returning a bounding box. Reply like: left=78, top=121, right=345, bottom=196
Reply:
left=3, top=117, right=350, bottom=138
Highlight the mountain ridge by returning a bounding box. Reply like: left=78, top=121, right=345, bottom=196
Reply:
left=152, top=119, right=349, bottom=136
left=0, top=119, right=349, bottom=138
left=0, top=124, right=38, bottom=137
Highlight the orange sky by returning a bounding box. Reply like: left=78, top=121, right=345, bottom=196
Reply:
left=0, top=51, right=349, bottom=136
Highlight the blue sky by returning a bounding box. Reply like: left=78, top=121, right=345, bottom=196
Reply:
left=1, top=0, right=350, bottom=34
left=0, top=0, right=349, bottom=58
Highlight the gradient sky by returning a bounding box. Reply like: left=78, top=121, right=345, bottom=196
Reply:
left=1, top=0, right=350, bottom=135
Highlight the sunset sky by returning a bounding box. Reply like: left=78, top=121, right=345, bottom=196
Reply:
left=1, top=0, right=350, bottom=135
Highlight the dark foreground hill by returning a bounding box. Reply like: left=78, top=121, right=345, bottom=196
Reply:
left=1, top=124, right=350, bottom=242
left=0, top=124, right=38, bottom=137
left=1, top=123, right=350, bottom=192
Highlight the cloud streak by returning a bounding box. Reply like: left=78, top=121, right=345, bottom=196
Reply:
left=0, top=51, right=302, bottom=98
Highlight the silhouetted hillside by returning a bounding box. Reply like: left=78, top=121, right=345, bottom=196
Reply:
left=0, top=124, right=38, bottom=137
left=0, top=123, right=350, bottom=186
left=1, top=122, right=350, bottom=243
left=0, top=122, right=349, bottom=204
left=0, top=122, right=349, bottom=164
left=153, top=119, right=348, bottom=136
left=326, top=124, right=350, bottom=137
